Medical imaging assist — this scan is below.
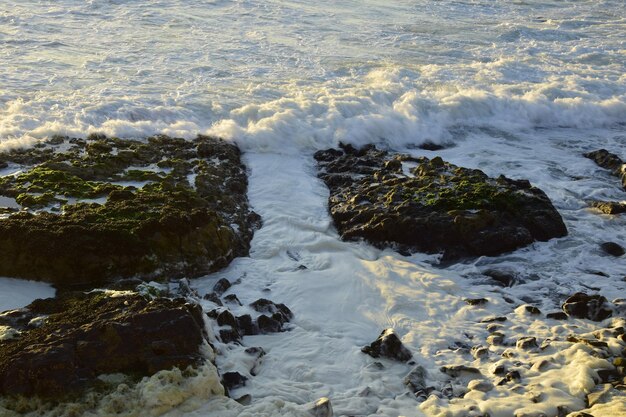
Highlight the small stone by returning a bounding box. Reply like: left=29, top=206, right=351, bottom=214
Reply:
left=613, top=358, right=626, bottom=367
left=483, top=269, right=516, bottom=287
left=257, top=314, right=282, bottom=333
left=506, top=370, right=521, bottom=382
left=216, top=310, right=238, bottom=328
left=547, top=311, right=568, bottom=320
left=516, top=337, right=538, bottom=350
left=213, top=278, right=231, bottom=295
left=235, top=394, right=252, bottom=405
left=203, top=293, right=223, bottom=306
left=223, top=294, right=242, bottom=305
left=440, top=365, right=481, bottom=378
left=524, top=305, right=541, bottom=315
left=362, top=329, right=413, bottom=362
left=492, top=364, right=506, bottom=375
left=465, top=298, right=488, bottom=306
left=467, top=379, right=493, bottom=392
left=222, top=372, right=247, bottom=391
left=404, top=365, right=427, bottom=393
left=562, top=293, right=613, bottom=321
left=597, top=368, right=619, bottom=383
left=481, top=316, right=507, bottom=323
left=600, top=242, right=625, bottom=257
left=471, top=345, right=489, bottom=359
left=307, top=397, right=333, bottom=417
left=487, top=332, right=505, bottom=346
left=237, top=314, right=258, bottom=336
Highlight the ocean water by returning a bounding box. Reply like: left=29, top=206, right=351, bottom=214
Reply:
left=1, top=1, right=626, bottom=416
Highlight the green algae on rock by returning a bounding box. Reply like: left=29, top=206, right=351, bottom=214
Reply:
left=0, top=135, right=259, bottom=288
left=315, top=144, right=567, bottom=260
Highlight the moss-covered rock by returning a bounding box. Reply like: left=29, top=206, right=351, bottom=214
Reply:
left=0, top=291, right=208, bottom=398
left=0, top=135, right=258, bottom=288
left=315, top=144, right=567, bottom=260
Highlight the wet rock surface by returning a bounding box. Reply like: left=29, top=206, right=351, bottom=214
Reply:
left=362, top=328, right=413, bottom=362
left=315, top=145, right=567, bottom=260
left=0, top=290, right=207, bottom=398
left=0, top=135, right=258, bottom=288
left=585, top=149, right=626, bottom=190
left=562, top=293, right=613, bottom=321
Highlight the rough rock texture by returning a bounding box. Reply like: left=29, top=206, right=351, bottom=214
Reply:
left=0, top=291, right=207, bottom=397
left=315, top=145, right=567, bottom=260
left=0, top=135, right=259, bottom=288
left=562, top=293, right=613, bottom=322
left=585, top=149, right=626, bottom=190
left=362, top=328, right=412, bottom=362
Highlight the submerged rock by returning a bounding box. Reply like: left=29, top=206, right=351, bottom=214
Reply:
left=600, top=242, right=625, bottom=257
left=562, top=293, right=613, bottom=321
left=0, top=291, right=208, bottom=397
left=584, top=149, right=626, bottom=190
left=307, top=397, right=333, bottom=417
left=362, top=328, right=413, bottom=362
left=0, top=135, right=258, bottom=288
left=315, top=145, right=567, bottom=260
left=590, top=200, right=626, bottom=215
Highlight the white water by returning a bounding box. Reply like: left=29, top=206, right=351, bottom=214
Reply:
left=1, top=0, right=626, bottom=416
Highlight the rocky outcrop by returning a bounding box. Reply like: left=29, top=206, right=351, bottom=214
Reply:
left=315, top=145, right=567, bottom=260
left=0, top=291, right=208, bottom=398
left=0, top=135, right=259, bottom=288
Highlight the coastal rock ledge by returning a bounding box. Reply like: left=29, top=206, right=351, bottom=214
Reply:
left=0, top=134, right=259, bottom=288
left=315, top=144, right=567, bottom=260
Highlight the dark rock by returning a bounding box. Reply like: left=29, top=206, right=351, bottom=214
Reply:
left=465, top=298, right=488, bottom=306
left=487, top=332, right=505, bottom=346
left=516, top=337, right=538, bottom=350
left=223, top=294, right=242, bottom=305
left=547, top=311, right=568, bottom=320
left=0, top=292, right=207, bottom=397
left=219, top=329, right=241, bottom=344
left=237, top=314, right=258, bottom=336
left=235, top=394, right=252, bottom=405
left=440, top=365, right=481, bottom=377
left=362, top=329, right=412, bottom=362
left=483, top=269, right=517, bottom=287
left=584, top=149, right=626, bottom=190
left=404, top=365, right=427, bottom=393
left=203, top=292, right=223, bottom=306
left=257, top=314, right=282, bottom=333
left=222, top=371, right=247, bottom=391
left=562, top=293, right=613, bottom=321
left=0, top=135, right=258, bottom=288
left=418, top=142, right=447, bottom=151
left=315, top=146, right=567, bottom=261
left=216, top=310, right=238, bottom=328
left=597, top=368, right=620, bottom=383
left=250, top=298, right=293, bottom=323
left=600, top=242, right=625, bottom=257
left=524, top=305, right=541, bottom=315
left=213, top=278, right=232, bottom=295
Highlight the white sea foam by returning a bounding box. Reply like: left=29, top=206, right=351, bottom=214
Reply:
left=1, top=0, right=626, bottom=416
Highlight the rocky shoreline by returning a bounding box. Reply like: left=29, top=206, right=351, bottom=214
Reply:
left=0, top=137, right=624, bottom=416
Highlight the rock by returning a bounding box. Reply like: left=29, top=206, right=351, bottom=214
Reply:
left=257, top=314, right=282, bottom=333
left=483, top=269, right=517, bottom=287
left=600, top=242, right=625, bottom=257
left=223, top=294, right=242, bottom=305
left=440, top=365, right=481, bottom=378
left=481, top=316, right=507, bottom=323
left=362, top=329, right=413, bottom=362
left=524, top=305, right=541, bottom=315
left=250, top=298, right=293, bottom=323
left=467, top=379, right=493, bottom=392
left=590, top=200, right=626, bottom=215
left=203, top=292, right=223, bottom=306
left=404, top=365, right=427, bottom=393
left=235, top=394, right=252, bottom=405
left=562, top=293, right=613, bottom=321
left=237, top=314, right=258, bottom=336
left=307, top=397, right=333, bottom=417
left=547, top=311, right=568, bottom=320
left=471, top=345, right=489, bottom=359
left=516, top=337, right=538, bottom=350
left=584, top=149, right=626, bottom=190
left=0, top=135, right=259, bottom=288
left=587, top=383, right=612, bottom=407
left=465, top=298, right=488, bottom=306
left=0, top=291, right=207, bottom=397
left=213, top=278, right=232, bottom=295
left=315, top=146, right=567, bottom=261
left=222, top=371, right=247, bottom=391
